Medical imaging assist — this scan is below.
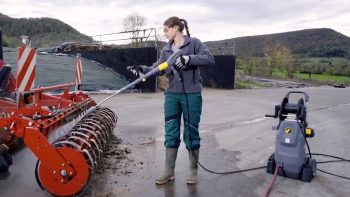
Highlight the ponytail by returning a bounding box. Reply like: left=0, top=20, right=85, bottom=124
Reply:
left=180, top=19, right=191, bottom=37
left=163, top=16, right=191, bottom=37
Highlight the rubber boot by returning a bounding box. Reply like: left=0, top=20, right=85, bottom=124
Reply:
left=187, top=149, right=199, bottom=184
left=155, top=148, right=178, bottom=185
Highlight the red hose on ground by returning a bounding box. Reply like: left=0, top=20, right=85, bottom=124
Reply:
left=264, top=164, right=281, bottom=197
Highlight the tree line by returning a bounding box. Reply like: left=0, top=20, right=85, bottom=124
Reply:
left=0, top=13, right=91, bottom=47
left=237, top=41, right=350, bottom=78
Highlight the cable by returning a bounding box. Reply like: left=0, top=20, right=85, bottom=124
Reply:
left=297, top=122, right=312, bottom=158
left=298, top=123, right=350, bottom=181
left=312, top=153, right=350, bottom=180
left=312, top=153, right=350, bottom=162
left=317, top=159, right=348, bottom=164
left=177, top=68, right=268, bottom=175
left=317, top=168, right=350, bottom=180
left=198, top=162, right=266, bottom=175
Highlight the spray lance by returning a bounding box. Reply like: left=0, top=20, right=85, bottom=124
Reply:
left=84, top=49, right=183, bottom=115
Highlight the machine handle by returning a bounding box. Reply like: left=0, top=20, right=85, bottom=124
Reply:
left=265, top=114, right=276, bottom=118
left=285, top=91, right=309, bottom=102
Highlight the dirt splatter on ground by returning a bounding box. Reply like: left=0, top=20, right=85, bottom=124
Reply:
left=95, top=135, right=136, bottom=177
left=80, top=134, right=141, bottom=196
left=138, top=137, right=157, bottom=146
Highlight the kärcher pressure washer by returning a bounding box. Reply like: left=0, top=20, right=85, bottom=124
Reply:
left=265, top=91, right=316, bottom=182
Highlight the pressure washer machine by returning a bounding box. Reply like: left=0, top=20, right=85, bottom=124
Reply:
left=265, top=91, right=316, bottom=182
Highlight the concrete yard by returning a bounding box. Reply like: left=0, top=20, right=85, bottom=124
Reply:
left=1, top=86, right=349, bottom=197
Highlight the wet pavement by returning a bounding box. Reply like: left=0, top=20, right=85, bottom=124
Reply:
left=1, top=86, right=350, bottom=197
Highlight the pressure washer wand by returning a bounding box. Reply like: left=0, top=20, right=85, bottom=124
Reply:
left=84, top=49, right=182, bottom=115
left=96, top=64, right=163, bottom=107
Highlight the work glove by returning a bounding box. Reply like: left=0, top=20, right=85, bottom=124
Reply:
left=0, top=144, right=13, bottom=180
left=127, top=65, right=143, bottom=77
left=175, top=55, right=191, bottom=69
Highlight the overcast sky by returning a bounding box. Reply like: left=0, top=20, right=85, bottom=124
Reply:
left=1, top=0, right=349, bottom=42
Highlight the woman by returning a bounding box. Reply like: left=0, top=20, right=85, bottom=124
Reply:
left=129, top=16, right=215, bottom=185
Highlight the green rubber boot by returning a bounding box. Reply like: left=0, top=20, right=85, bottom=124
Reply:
left=187, top=149, right=199, bottom=184
left=155, top=148, right=178, bottom=185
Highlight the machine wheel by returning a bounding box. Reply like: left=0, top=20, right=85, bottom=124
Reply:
left=301, top=157, right=315, bottom=182
left=310, top=158, right=316, bottom=177
left=266, top=153, right=276, bottom=174
left=35, top=147, right=91, bottom=197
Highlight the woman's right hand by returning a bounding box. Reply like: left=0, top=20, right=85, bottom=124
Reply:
left=127, top=65, right=143, bottom=77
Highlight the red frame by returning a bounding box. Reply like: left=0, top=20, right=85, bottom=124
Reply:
left=1, top=59, right=96, bottom=187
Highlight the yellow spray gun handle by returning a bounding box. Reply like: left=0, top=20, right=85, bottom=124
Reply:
left=158, top=62, right=169, bottom=71
left=156, top=49, right=183, bottom=81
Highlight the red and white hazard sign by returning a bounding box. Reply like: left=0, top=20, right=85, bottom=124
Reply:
left=75, top=56, right=82, bottom=86
left=16, top=47, right=36, bottom=92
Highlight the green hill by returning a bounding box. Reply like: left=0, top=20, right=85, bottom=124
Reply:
left=1, top=11, right=349, bottom=58
left=205, top=28, right=350, bottom=58
left=0, top=12, right=92, bottom=47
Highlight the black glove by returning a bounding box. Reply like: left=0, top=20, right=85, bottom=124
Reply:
left=127, top=65, right=143, bottom=77
left=0, top=144, right=13, bottom=180
left=175, top=55, right=191, bottom=69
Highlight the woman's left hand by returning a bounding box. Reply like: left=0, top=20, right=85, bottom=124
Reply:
left=175, top=55, right=191, bottom=69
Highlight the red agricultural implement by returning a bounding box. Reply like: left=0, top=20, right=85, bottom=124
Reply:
left=0, top=37, right=117, bottom=196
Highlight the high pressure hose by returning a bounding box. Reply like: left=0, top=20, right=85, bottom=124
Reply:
left=264, top=164, right=281, bottom=197
left=177, top=67, right=268, bottom=175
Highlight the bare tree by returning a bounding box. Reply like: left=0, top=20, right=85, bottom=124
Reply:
left=153, top=23, right=165, bottom=42
left=122, top=13, right=147, bottom=46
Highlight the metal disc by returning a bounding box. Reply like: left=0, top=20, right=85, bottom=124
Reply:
left=36, top=147, right=90, bottom=197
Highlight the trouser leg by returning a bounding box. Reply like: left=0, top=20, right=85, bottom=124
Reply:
left=164, top=92, right=182, bottom=148
left=182, top=93, right=202, bottom=151
left=156, top=92, right=182, bottom=185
